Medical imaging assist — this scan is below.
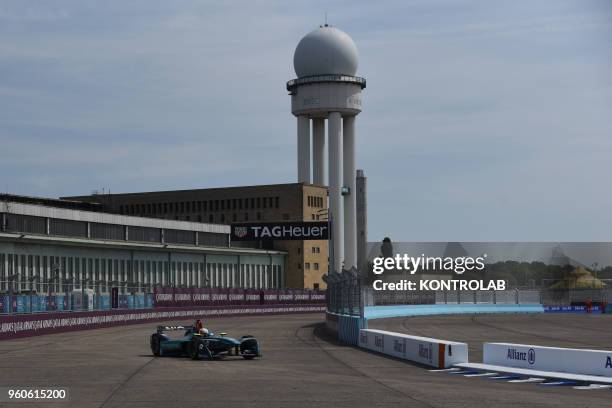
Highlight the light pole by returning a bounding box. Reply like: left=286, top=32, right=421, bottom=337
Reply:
left=49, top=263, right=61, bottom=297
left=93, top=279, right=106, bottom=310
left=591, top=263, right=599, bottom=280
left=7, top=273, right=19, bottom=314
left=27, top=275, right=39, bottom=313
left=48, top=264, right=61, bottom=311
left=316, top=208, right=332, bottom=282
left=81, top=277, right=91, bottom=310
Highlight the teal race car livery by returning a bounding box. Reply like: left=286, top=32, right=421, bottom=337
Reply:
left=150, top=325, right=262, bottom=360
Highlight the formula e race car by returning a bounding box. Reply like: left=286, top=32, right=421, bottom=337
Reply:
left=150, top=325, right=262, bottom=360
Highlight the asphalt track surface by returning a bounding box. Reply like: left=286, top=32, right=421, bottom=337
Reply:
left=0, top=313, right=610, bottom=408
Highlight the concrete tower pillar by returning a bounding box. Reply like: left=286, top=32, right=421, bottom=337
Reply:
left=297, top=115, right=311, bottom=183
left=312, top=118, right=326, bottom=185
left=356, top=169, right=368, bottom=280
left=328, top=112, right=344, bottom=272
left=343, top=116, right=357, bottom=270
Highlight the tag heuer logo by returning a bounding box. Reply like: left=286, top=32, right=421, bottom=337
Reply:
left=234, top=227, right=249, bottom=238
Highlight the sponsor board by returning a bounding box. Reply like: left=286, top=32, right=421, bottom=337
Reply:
left=484, top=343, right=612, bottom=377
left=153, top=287, right=325, bottom=307
left=231, top=222, right=329, bottom=241
left=544, top=305, right=601, bottom=313
left=358, top=329, right=468, bottom=368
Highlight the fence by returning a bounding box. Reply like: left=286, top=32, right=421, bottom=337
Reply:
left=540, top=288, right=611, bottom=306
left=326, top=272, right=547, bottom=317
left=361, top=288, right=542, bottom=307
left=0, top=285, right=326, bottom=314
left=324, top=269, right=361, bottom=316
left=0, top=285, right=154, bottom=314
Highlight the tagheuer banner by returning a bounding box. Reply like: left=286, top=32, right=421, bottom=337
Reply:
left=231, top=221, right=329, bottom=241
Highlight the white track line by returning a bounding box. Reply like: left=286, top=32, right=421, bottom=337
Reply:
left=464, top=372, right=499, bottom=377
left=428, top=368, right=460, bottom=372
left=539, top=381, right=577, bottom=386
left=573, top=384, right=612, bottom=390
left=508, top=377, right=545, bottom=383
left=448, top=370, right=479, bottom=375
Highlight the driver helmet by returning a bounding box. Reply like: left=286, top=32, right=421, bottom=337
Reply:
left=199, top=328, right=209, bottom=336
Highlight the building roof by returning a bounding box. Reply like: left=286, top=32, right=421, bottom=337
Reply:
left=0, top=193, right=102, bottom=211
left=1, top=199, right=228, bottom=234
left=62, top=182, right=327, bottom=201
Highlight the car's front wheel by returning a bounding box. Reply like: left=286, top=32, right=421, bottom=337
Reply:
left=240, top=338, right=260, bottom=359
left=150, top=334, right=161, bottom=357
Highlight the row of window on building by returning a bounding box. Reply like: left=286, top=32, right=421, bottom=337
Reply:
left=1, top=213, right=228, bottom=247
left=118, top=196, right=281, bottom=217
left=184, top=211, right=266, bottom=224
left=304, top=262, right=320, bottom=270
left=307, top=195, right=324, bottom=208
left=0, top=253, right=283, bottom=294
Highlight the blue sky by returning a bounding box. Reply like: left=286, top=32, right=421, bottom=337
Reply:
left=1, top=0, right=611, bottom=241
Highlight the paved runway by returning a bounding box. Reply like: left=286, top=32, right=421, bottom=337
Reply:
left=0, top=313, right=611, bottom=408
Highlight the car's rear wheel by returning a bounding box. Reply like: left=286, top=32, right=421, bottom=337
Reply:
left=150, top=334, right=161, bottom=357
left=190, top=339, right=201, bottom=360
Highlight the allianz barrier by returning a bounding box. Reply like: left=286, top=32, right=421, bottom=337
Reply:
left=0, top=303, right=326, bottom=340
left=484, top=342, right=612, bottom=378
left=359, top=329, right=468, bottom=368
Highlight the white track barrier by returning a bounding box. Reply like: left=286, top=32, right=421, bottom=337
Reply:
left=359, top=329, right=468, bottom=368
left=484, top=343, right=612, bottom=378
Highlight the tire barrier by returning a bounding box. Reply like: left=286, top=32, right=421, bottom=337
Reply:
left=0, top=304, right=325, bottom=340
left=359, top=329, right=468, bottom=368
left=483, top=343, right=612, bottom=378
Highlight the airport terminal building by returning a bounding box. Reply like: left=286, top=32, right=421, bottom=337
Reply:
left=1, top=181, right=332, bottom=298
left=0, top=194, right=286, bottom=296
left=64, top=182, right=330, bottom=289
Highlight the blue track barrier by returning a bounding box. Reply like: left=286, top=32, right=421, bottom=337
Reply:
left=326, top=312, right=366, bottom=346
left=364, top=304, right=544, bottom=320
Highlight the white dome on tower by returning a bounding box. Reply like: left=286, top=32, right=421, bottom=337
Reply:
left=293, top=25, right=359, bottom=78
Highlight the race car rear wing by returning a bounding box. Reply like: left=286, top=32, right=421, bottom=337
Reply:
left=156, top=325, right=193, bottom=333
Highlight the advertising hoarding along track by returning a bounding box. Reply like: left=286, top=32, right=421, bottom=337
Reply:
left=359, top=329, right=468, bottom=368
left=483, top=342, right=612, bottom=378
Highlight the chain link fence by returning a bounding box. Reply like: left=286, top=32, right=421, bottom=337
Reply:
left=323, top=269, right=361, bottom=316
left=326, top=271, right=555, bottom=317
left=540, top=288, right=611, bottom=306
